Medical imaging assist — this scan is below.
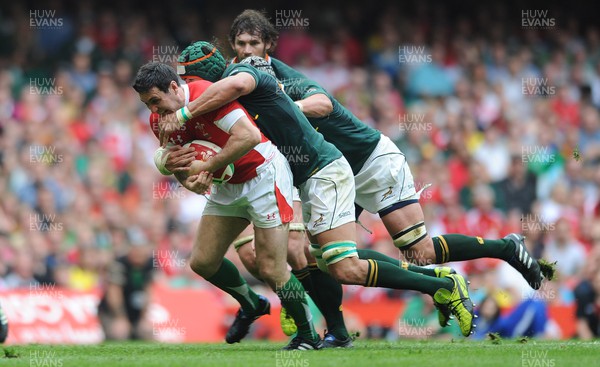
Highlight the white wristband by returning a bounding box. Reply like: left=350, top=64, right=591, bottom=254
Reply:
left=176, top=106, right=192, bottom=126
left=153, top=147, right=173, bottom=175
left=294, top=101, right=304, bottom=112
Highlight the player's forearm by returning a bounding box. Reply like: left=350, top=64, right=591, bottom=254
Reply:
left=296, top=94, right=333, bottom=118
left=203, top=125, right=261, bottom=172
left=188, top=78, right=247, bottom=118
left=174, top=172, right=188, bottom=186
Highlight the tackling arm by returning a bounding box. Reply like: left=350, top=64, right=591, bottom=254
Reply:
left=187, top=73, right=256, bottom=117
left=295, top=93, right=333, bottom=118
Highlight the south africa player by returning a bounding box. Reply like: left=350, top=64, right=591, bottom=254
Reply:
left=219, top=9, right=553, bottom=335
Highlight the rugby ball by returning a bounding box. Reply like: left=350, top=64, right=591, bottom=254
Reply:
left=183, top=140, right=234, bottom=184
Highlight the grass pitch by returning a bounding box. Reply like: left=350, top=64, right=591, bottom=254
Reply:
left=3, top=339, right=599, bottom=367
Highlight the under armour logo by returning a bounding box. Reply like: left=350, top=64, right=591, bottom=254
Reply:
left=173, top=135, right=183, bottom=144
left=266, top=212, right=277, bottom=220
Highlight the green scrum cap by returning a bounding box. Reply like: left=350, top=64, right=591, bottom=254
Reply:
left=177, top=41, right=226, bottom=82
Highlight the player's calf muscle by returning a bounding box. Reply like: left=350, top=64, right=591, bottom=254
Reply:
left=256, top=250, right=286, bottom=279
left=287, top=232, right=308, bottom=270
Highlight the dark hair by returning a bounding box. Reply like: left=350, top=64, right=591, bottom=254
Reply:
left=229, top=9, right=279, bottom=53
left=132, top=62, right=180, bottom=94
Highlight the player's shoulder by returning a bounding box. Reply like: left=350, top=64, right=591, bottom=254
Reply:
left=270, top=57, right=304, bottom=76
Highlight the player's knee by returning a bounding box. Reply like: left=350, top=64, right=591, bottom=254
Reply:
left=321, top=241, right=359, bottom=283
left=401, top=237, right=435, bottom=266
left=287, top=245, right=308, bottom=271
left=189, top=254, right=219, bottom=278
left=256, top=263, right=285, bottom=286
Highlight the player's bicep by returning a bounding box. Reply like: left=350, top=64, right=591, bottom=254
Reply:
left=223, top=72, right=256, bottom=96
left=224, top=111, right=261, bottom=146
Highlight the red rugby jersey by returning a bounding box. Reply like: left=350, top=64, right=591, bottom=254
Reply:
left=149, top=80, right=276, bottom=183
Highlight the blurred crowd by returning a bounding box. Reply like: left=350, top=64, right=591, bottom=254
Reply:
left=0, top=0, right=599, bottom=340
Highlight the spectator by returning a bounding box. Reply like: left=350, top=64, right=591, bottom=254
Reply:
left=494, top=154, right=538, bottom=215
left=97, top=242, right=154, bottom=340
left=473, top=124, right=511, bottom=181
left=4, top=251, right=40, bottom=289
left=68, top=52, right=97, bottom=97
left=472, top=295, right=549, bottom=339
left=544, top=218, right=586, bottom=279
left=465, top=184, right=504, bottom=238
left=573, top=242, right=600, bottom=339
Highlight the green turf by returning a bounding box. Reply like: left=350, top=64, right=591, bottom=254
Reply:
left=2, top=339, right=599, bottom=367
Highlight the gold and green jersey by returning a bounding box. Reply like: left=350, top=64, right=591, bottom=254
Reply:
left=270, top=57, right=381, bottom=175
left=223, top=63, right=342, bottom=186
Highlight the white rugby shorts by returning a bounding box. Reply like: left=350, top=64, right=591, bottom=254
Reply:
left=354, top=135, right=418, bottom=213
left=298, top=156, right=356, bottom=235
left=203, top=151, right=294, bottom=228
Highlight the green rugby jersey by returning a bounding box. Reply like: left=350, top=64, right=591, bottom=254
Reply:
left=270, top=57, right=381, bottom=175
left=223, top=63, right=341, bottom=186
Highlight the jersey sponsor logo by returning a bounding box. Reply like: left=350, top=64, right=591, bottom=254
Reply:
left=380, top=187, right=394, bottom=202
left=313, top=214, right=326, bottom=227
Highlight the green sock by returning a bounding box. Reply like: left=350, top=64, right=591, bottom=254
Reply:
left=205, top=258, right=259, bottom=313
left=433, top=234, right=515, bottom=263
left=307, top=265, right=349, bottom=339
left=292, top=267, right=314, bottom=298
left=357, top=249, right=437, bottom=277
left=357, top=248, right=398, bottom=265
left=365, top=259, right=452, bottom=296
left=276, top=275, right=318, bottom=341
